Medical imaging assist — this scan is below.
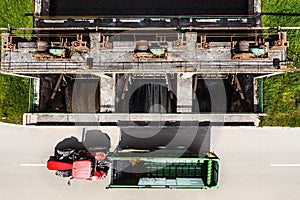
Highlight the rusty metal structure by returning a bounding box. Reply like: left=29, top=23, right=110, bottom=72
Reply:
left=0, top=0, right=293, bottom=126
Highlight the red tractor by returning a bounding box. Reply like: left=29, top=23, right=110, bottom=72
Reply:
left=47, top=130, right=110, bottom=181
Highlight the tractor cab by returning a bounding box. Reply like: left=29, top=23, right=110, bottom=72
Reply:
left=47, top=129, right=110, bottom=180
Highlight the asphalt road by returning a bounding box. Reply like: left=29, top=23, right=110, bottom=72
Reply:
left=0, top=123, right=299, bottom=200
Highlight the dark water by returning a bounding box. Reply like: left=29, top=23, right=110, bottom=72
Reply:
left=49, top=0, right=249, bottom=16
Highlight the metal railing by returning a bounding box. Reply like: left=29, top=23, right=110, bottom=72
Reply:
left=0, top=60, right=281, bottom=73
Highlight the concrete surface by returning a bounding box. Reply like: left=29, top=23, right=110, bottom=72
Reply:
left=23, top=113, right=261, bottom=125
left=1, top=32, right=287, bottom=73
left=0, top=123, right=299, bottom=200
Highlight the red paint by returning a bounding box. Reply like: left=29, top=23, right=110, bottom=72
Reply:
left=47, top=160, right=73, bottom=170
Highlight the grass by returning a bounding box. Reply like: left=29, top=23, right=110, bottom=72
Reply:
left=0, top=73, right=30, bottom=124
left=0, top=0, right=33, bottom=33
left=0, top=0, right=32, bottom=124
left=261, top=71, right=300, bottom=126
left=262, top=0, right=300, bottom=65
left=261, top=0, right=300, bottom=126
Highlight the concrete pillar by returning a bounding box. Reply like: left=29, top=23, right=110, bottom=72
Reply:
left=254, top=0, right=262, bottom=15
left=34, top=0, right=42, bottom=15
left=254, top=0, right=262, bottom=27
left=100, top=74, right=115, bottom=112
left=180, top=32, right=198, bottom=64
left=185, top=32, right=197, bottom=52
left=89, top=33, right=101, bottom=66
left=176, top=73, right=194, bottom=113
left=1, top=33, right=10, bottom=65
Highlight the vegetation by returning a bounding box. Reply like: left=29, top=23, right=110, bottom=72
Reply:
left=261, top=0, right=300, bottom=126
left=261, top=71, right=300, bottom=126
left=0, top=0, right=32, bottom=34
left=0, top=0, right=32, bottom=124
left=262, top=0, right=300, bottom=63
left=0, top=73, right=30, bottom=124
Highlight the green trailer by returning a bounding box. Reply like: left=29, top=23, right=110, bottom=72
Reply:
left=108, top=151, right=220, bottom=189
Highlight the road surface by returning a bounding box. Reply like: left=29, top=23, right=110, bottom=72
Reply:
left=0, top=122, right=299, bottom=200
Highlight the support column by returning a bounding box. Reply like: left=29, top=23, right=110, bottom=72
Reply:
left=89, top=33, right=101, bottom=67
left=184, top=32, right=197, bottom=61
left=100, top=74, right=115, bottom=112
left=254, top=0, right=262, bottom=27
left=176, top=73, right=194, bottom=113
